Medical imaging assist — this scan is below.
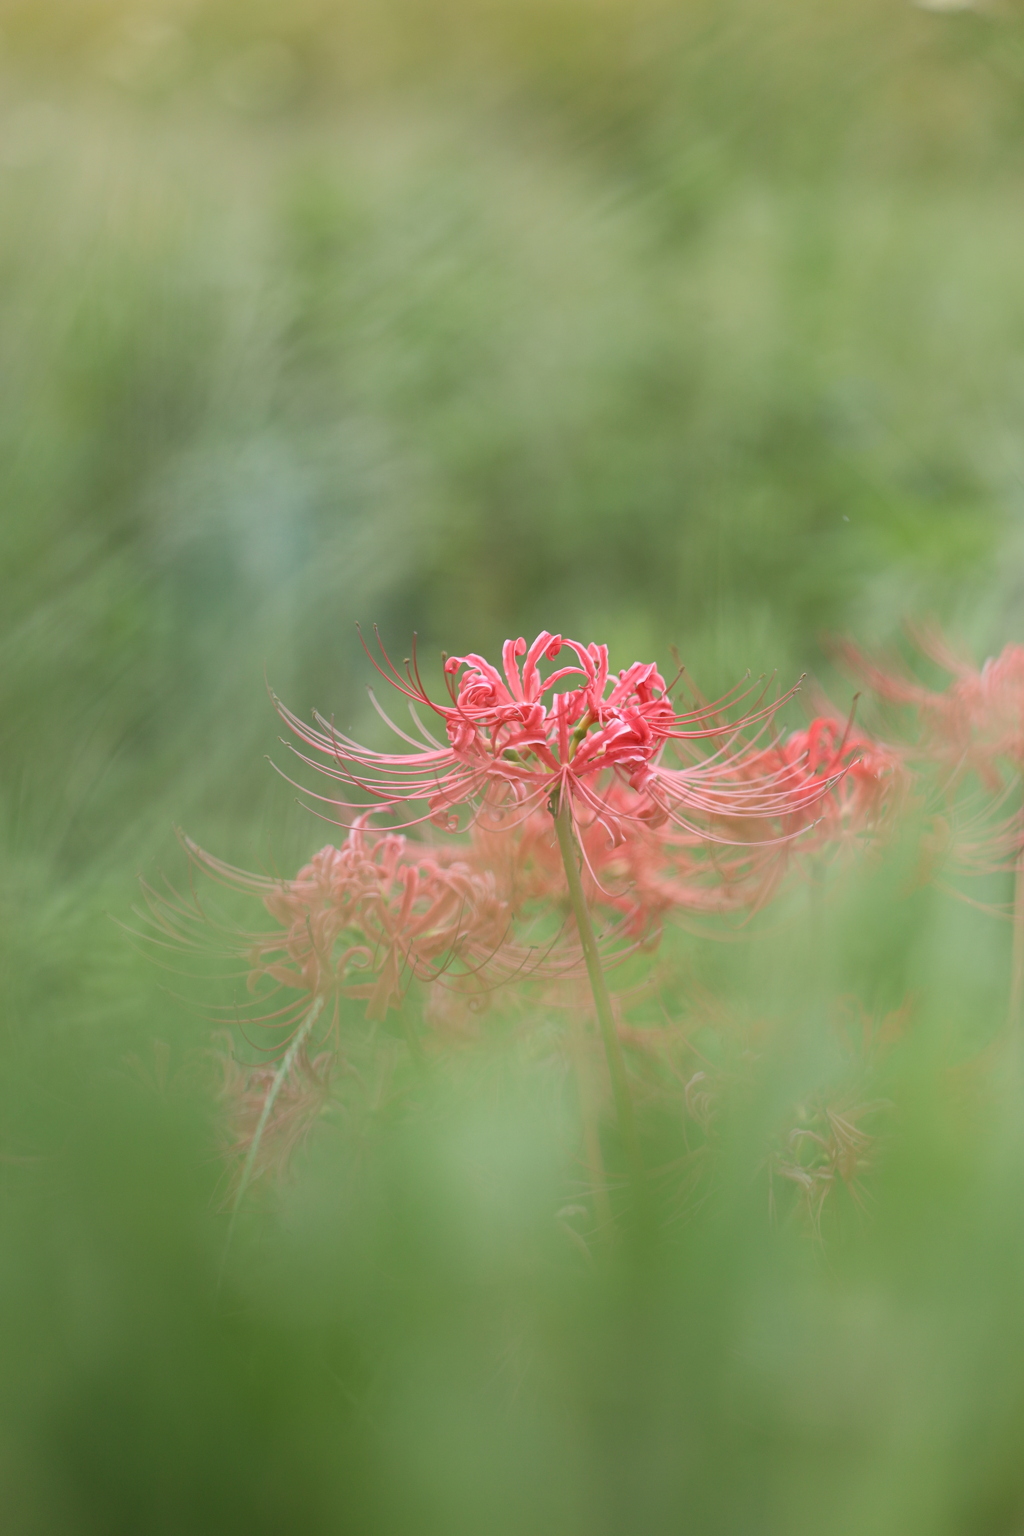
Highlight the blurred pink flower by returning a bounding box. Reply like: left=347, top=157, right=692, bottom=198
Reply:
left=773, top=715, right=907, bottom=845
left=148, top=817, right=515, bottom=1027
left=840, top=626, right=1024, bottom=791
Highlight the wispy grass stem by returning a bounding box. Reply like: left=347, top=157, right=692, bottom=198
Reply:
left=220, top=995, right=325, bottom=1281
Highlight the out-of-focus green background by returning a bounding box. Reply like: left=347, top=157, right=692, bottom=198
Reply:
left=4, top=2, right=1024, bottom=1531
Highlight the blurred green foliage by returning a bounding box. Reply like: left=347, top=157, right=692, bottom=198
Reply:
left=4, top=1, right=1024, bottom=1530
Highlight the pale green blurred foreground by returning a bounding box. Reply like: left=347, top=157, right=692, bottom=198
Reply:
left=4, top=1, right=1024, bottom=1531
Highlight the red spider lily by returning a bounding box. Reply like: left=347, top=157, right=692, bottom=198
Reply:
left=139, top=819, right=524, bottom=1029
left=839, top=627, right=1024, bottom=791
left=837, top=629, right=1024, bottom=1039
left=772, top=716, right=908, bottom=847
left=273, top=629, right=836, bottom=846
left=256, top=825, right=513, bottom=1020
left=658, top=712, right=907, bottom=894
left=923, top=801, right=1024, bottom=911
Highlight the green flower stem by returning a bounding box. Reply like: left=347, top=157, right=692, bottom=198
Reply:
left=571, top=1029, right=614, bottom=1237
left=221, top=995, right=325, bottom=1281
left=553, top=789, right=644, bottom=1192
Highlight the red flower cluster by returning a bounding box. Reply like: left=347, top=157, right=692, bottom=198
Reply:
left=140, top=626, right=937, bottom=1215
left=150, top=632, right=912, bottom=1037
left=143, top=630, right=926, bottom=1063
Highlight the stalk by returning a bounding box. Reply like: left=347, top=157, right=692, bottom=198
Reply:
left=553, top=789, right=644, bottom=1191
left=220, top=995, right=324, bottom=1281
left=570, top=1010, right=613, bottom=1236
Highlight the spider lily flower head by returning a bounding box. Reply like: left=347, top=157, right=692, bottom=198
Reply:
left=840, top=631, right=1024, bottom=896
left=153, top=817, right=515, bottom=1027
left=774, top=716, right=908, bottom=845
left=940, top=644, right=1024, bottom=785
left=274, top=628, right=832, bottom=843
left=840, top=628, right=1024, bottom=790
left=663, top=710, right=908, bottom=901
left=443, top=634, right=676, bottom=792
left=270, top=822, right=511, bottom=1020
